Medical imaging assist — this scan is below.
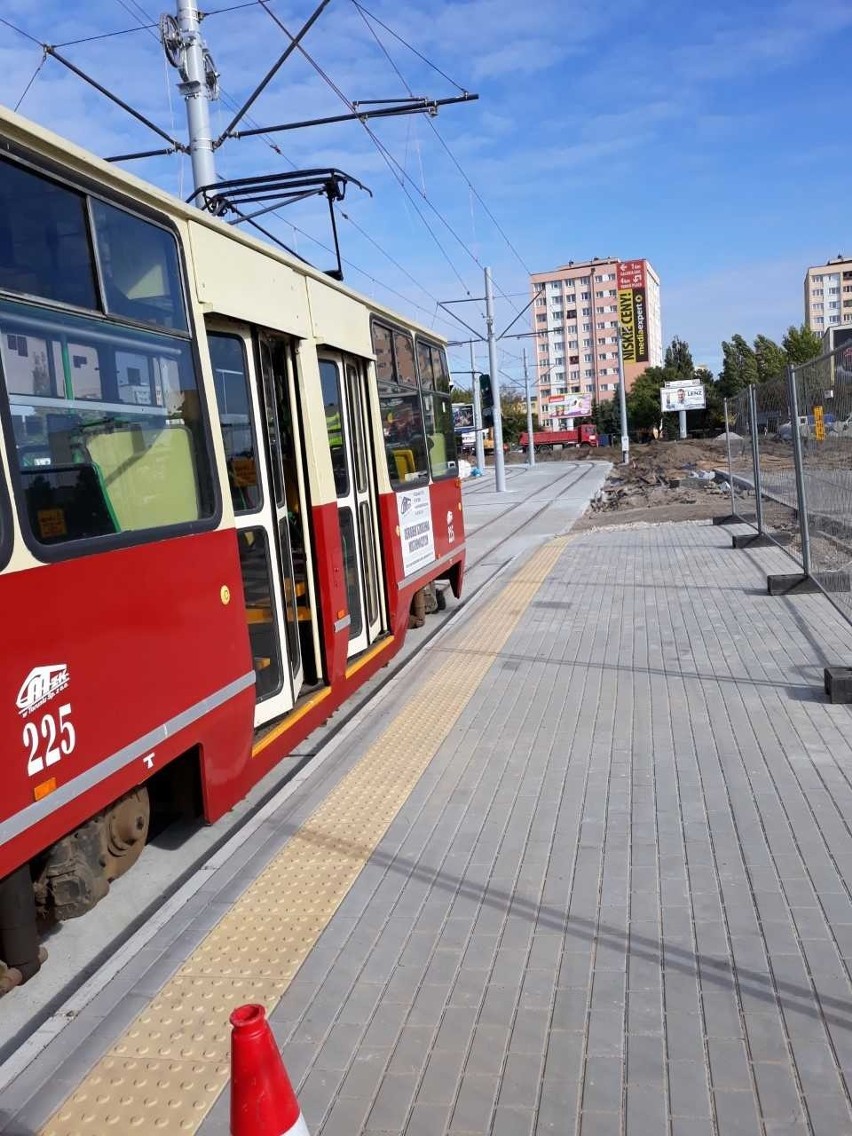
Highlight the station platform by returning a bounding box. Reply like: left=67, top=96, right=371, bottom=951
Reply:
left=3, top=479, right=852, bottom=1135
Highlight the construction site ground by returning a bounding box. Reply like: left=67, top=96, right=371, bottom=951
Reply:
left=507, top=440, right=737, bottom=530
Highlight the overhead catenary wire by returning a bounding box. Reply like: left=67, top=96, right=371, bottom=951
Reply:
left=352, top=1, right=532, bottom=277
left=14, top=52, right=47, bottom=112
left=0, top=2, right=466, bottom=338
left=257, top=1, right=479, bottom=301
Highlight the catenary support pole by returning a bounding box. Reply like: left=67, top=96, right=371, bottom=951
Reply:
left=616, top=323, right=630, bottom=465
left=723, top=398, right=736, bottom=516
left=787, top=363, right=812, bottom=576
left=485, top=267, right=507, bottom=492
left=176, top=1, right=218, bottom=196
left=523, top=348, right=535, bottom=467
left=748, top=384, right=764, bottom=534
left=470, top=340, right=485, bottom=473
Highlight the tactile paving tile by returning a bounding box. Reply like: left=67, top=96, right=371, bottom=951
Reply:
left=39, top=537, right=568, bottom=1134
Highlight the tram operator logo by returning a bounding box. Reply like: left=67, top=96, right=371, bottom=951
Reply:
left=16, top=664, right=70, bottom=718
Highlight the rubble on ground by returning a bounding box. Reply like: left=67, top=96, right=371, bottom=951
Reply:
left=589, top=441, right=726, bottom=514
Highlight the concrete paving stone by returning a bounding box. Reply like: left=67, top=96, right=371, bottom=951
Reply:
left=578, top=1110, right=623, bottom=1135
left=496, top=1050, right=545, bottom=1112
left=433, top=1006, right=478, bottom=1054
left=464, top=1024, right=509, bottom=1078
left=336, top=981, right=386, bottom=1027
left=448, top=1073, right=499, bottom=1133
left=297, top=1067, right=341, bottom=1125
left=665, top=1012, right=710, bottom=1066
left=518, top=967, right=557, bottom=1011
left=318, top=1095, right=373, bottom=1136
left=712, top=1089, right=764, bottom=1136
left=313, top=1026, right=368, bottom=1067
left=670, top=1116, right=716, bottom=1136
left=490, top=1105, right=536, bottom=1136
left=448, top=966, right=490, bottom=1009
left=752, top=1061, right=806, bottom=1125
left=669, top=1058, right=712, bottom=1119
left=535, top=1078, right=580, bottom=1134
left=551, top=988, right=588, bottom=1033
left=708, top=1036, right=755, bottom=1095
left=478, top=984, right=521, bottom=1028
left=626, top=988, right=664, bottom=1036
left=387, top=1026, right=435, bottom=1077
left=419, top=1048, right=465, bottom=1106
left=586, top=1008, right=625, bottom=1058
left=366, top=1072, right=418, bottom=1131
left=490, top=946, right=531, bottom=986
left=338, top=1049, right=393, bottom=1100
left=626, top=1081, right=668, bottom=1133
left=701, top=989, right=745, bottom=1039
left=362, top=1001, right=410, bottom=1049
left=581, top=1055, right=623, bottom=1116
left=507, top=1008, right=549, bottom=1057
left=626, top=1034, right=665, bottom=1085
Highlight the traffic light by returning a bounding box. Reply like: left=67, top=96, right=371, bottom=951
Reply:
left=478, top=373, right=494, bottom=427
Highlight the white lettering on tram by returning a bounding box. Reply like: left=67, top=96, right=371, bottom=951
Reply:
left=16, top=664, right=70, bottom=718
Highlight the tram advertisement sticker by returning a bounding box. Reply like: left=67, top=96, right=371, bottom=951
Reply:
left=397, top=486, right=435, bottom=576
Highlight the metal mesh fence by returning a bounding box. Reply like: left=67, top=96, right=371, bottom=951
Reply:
left=753, top=373, right=801, bottom=559
left=794, top=344, right=852, bottom=621
left=725, top=390, right=757, bottom=523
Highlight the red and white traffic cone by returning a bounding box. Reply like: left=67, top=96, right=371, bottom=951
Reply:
left=230, top=1003, right=310, bottom=1136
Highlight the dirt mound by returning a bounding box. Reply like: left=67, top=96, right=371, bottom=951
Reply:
left=586, top=440, right=728, bottom=521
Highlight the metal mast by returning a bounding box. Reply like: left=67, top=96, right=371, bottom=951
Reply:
left=485, top=267, right=507, bottom=492
left=162, top=4, right=219, bottom=197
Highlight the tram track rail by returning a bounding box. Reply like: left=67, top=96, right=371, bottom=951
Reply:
left=0, top=462, right=600, bottom=1070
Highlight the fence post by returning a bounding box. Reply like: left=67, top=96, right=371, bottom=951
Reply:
left=723, top=397, right=736, bottom=516
left=786, top=362, right=812, bottom=577
left=748, top=384, right=764, bottom=534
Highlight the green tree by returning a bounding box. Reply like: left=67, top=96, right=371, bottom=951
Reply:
left=592, top=394, right=621, bottom=438
left=782, top=324, right=823, bottom=365
left=754, top=335, right=787, bottom=383
left=719, top=334, right=758, bottom=397
left=499, top=395, right=534, bottom=446
left=626, top=365, right=668, bottom=432
left=450, top=385, right=473, bottom=403
left=664, top=336, right=694, bottom=379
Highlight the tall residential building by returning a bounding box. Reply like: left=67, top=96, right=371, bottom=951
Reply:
left=530, top=257, right=662, bottom=429
left=804, top=255, right=852, bottom=334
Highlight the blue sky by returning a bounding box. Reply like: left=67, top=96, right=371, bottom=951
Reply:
left=0, top=0, right=849, bottom=389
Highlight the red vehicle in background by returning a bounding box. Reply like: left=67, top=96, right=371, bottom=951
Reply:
left=519, top=425, right=598, bottom=450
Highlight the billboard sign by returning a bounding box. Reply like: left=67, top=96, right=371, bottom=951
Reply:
left=452, top=403, right=474, bottom=431
left=546, top=393, right=591, bottom=417
left=617, top=259, right=649, bottom=364
left=661, top=383, right=706, bottom=411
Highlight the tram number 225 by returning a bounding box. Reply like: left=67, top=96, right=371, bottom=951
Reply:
left=24, top=704, right=76, bottom=776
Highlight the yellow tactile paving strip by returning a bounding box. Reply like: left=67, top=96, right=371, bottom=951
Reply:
left=41, top=538, right=568, bottom=1135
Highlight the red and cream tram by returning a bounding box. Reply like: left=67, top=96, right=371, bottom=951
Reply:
left=0, top=107, right=465, bottom=992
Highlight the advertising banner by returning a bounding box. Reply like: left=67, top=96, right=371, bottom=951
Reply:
left=661, top=383, right=706, bottom=411
left=617, top=259, right=649, bottom=364
left=452, top=403, right=474, bottom=430
left=396, top=486, right=435, bottom=576
left=546, top=393, right=592, bottom=417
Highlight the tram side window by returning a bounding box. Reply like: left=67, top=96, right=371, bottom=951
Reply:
left=0, top=158, right=98, bottom=310
left=91, top=200, right=187, bottom=332
left=371, top=320, right=428, bottom=488
left=0, top=297, right=213, bottom=547
left=209, top=333, right=261, bottom=513
left=417, top=341, right=457, bottom=479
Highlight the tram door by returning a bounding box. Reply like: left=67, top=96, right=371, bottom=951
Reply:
left=319, top=354, right=383, bottom=658
left=209, top=325, right=310, bottom=728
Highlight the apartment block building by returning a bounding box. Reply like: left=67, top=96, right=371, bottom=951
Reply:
left=530, top=257, right=662, bottom=429
left=804, top=255, right=852, bottom=334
